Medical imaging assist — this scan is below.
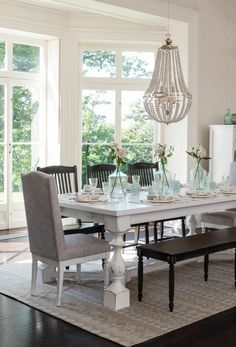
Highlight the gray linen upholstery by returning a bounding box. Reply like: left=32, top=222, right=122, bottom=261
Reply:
left=22, top=171, right=110, bottom=261
left=22, top=171, right=65, bottom=260
left=63, top=234, right=110, bottom=261
left=201, top=211, right=236, bottom=227
left=21, top=171, right=110, bottom=306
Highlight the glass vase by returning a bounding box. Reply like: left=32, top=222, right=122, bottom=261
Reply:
left=154, top=165, right=173, bottom=195
left=109, top=167, right=127, bottom=199
left=190, top=162, right=207, bottom=192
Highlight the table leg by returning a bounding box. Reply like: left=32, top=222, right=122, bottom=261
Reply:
left=138, top=253, right=143, bottom=302
left=204, top=254, right=209, bottom=281
left=169, top=260, right=175, bottom=312
left=104, top=231, right=130, bottom=310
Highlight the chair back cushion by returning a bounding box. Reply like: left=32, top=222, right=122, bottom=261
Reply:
left=22, top=171, right=65, bottom=261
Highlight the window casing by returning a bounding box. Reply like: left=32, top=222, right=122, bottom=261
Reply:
left=80, top=44, right=160, bottom=185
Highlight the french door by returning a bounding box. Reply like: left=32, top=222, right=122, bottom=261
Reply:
left=0, top=77, right=45, bottom=229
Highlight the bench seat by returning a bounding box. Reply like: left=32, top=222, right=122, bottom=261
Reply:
left=137, top=228, right=236, bottom=312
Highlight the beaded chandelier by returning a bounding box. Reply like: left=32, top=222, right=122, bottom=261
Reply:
left=143, top=34, right=192, bottom=125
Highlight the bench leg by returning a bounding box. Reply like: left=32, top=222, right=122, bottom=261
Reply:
left=235, top=248, right=236, bottom=289
left=169, top=262, right=175, bottom=312
left=181, top=217, right=186, bottom=237
left=204, top=254, right=209, bottom=281
left=138, top=254, right=143, bottom=302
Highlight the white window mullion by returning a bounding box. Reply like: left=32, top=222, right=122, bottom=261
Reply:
left=115, top=89, right=122, bottom=145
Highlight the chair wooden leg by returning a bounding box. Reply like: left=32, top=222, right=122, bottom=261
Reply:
left=154, top=222, right=158, bottom=243
left=103, top=257, right=109, bottom=287
left=31, top=258, right=38, bottom=296
left=57, top=264, right=64, bottom=306
left=145, top=223, right=149, bottom=244
left=160, top=222, right=164, bottom=239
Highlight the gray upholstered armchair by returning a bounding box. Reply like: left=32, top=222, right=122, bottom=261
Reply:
left=21, top=171, right=110, bottom=306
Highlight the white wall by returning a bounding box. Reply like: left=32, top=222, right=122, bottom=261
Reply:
left=1, top=0, right=236, bottom=176
left=96, top=0, right=236, bottom=169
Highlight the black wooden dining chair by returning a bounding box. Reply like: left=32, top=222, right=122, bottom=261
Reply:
left=128, top=161, right=186, bottom=244
left=37, top=165, right=105, bottom=238
left=87, top=163, right=116, bottom=188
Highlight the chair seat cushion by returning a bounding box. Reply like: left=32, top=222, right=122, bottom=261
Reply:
left=61, top=234, right=110, bottom=261
left=201, top=211, right=236, bottom=226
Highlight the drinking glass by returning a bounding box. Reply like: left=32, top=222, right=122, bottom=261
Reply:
left=89, top=177, right=98, bottom=192
left=132, top=175, right=140, bottom=185
left=102, top=182, right=110, bottom=198
left=222, top=175, right=230, bottom=191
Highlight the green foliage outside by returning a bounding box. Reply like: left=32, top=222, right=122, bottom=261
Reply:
left=82, top=50, right=155, bottom=185
left=0, top=42, right=40, bottom=194
left=0, top=46, right=155, bottom=192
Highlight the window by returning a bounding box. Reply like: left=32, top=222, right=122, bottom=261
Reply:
left=0, top=33, right=48, bottom=229
left=80, top=46, right=158, bottom=185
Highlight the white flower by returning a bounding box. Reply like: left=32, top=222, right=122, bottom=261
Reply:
left=198, top=146, right=207, bottom=159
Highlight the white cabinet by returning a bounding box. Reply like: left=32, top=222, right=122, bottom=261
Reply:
left=209, top=125, right=236, bottom=182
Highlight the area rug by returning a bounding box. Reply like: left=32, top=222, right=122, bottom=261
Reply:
left=0, top=260, right=235, bottom=346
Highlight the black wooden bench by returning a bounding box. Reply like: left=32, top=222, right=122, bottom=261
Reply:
left=137, top=227, right=236, bottom=312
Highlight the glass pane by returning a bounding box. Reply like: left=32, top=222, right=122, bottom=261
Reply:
left=122, top=51, right=154, bottom=78
left=82, top=144, right=112, bottom=186
left=82, top=50, right=115, bottom=77
left=0, top=85, right=5, bottom=142
left=82, top=90, right=115, bottom=143
left=13, top=43, right=40, bottom=73
left=12, top=86, right=40, bottom=142
left=121, top=91, right=154, bottom=144
left=123, top=144, right=153, bottom=164
left=0, top=41, right=6, bottom=70
left=12, top=144, right=40, bottom=202
left=0, top=145, right=5, bottom=202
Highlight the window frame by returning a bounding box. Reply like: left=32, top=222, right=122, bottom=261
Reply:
left=79, top=43, right=160, bottom=186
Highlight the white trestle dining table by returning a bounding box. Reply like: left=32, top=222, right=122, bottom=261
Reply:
left=59, top=192, right=236, bottom=311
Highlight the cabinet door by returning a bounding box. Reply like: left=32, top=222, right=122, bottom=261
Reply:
left=209, top=125, right=234, bottom=182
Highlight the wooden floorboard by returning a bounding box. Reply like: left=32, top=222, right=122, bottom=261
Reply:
left=0, top=294, right=235, bottom=347
left=135, top=306, right=236, bottom=347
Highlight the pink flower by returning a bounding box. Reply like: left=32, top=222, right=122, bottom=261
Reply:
left=154, top=145, right=165, bottom=157
left=116, top=149, right=125, bottom=158
left=198, top=146, right=207, bottom=158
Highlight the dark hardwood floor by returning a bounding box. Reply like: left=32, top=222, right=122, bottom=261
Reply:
left=0, top=294, right=235, bottom=347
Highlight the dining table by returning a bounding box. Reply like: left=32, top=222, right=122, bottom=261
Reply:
left=59, top=191, right=236, bottom=311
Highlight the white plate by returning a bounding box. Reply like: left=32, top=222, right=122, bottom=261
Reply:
left=191, top=194, right=211, bottom=198
left=144, top=198, right=175, bottom=203
left=221, top=191, right=236, bottom=195
left=77, top=198, right=101, bottom=203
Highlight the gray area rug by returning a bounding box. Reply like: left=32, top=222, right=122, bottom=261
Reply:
left=0, top=260, right=235, bottom=346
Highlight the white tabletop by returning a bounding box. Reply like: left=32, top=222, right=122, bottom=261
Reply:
left=59, top=191, right=236, bottom=311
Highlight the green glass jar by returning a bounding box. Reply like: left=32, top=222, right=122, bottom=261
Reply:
left=224, top=108, right=232, bottom=125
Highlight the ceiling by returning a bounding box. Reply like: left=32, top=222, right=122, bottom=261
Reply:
left=8, top=0, right=170, bottom=29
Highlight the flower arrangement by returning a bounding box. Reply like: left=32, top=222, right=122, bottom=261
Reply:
left=186, top=145, right=211, bottom=191
left=108, top=143, right=126, bottom=169
left=154, top=143, right=174, bottom=190
left=186, top=144, right=211, bottom=162
left=108, top=143, right=127, bottom=197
